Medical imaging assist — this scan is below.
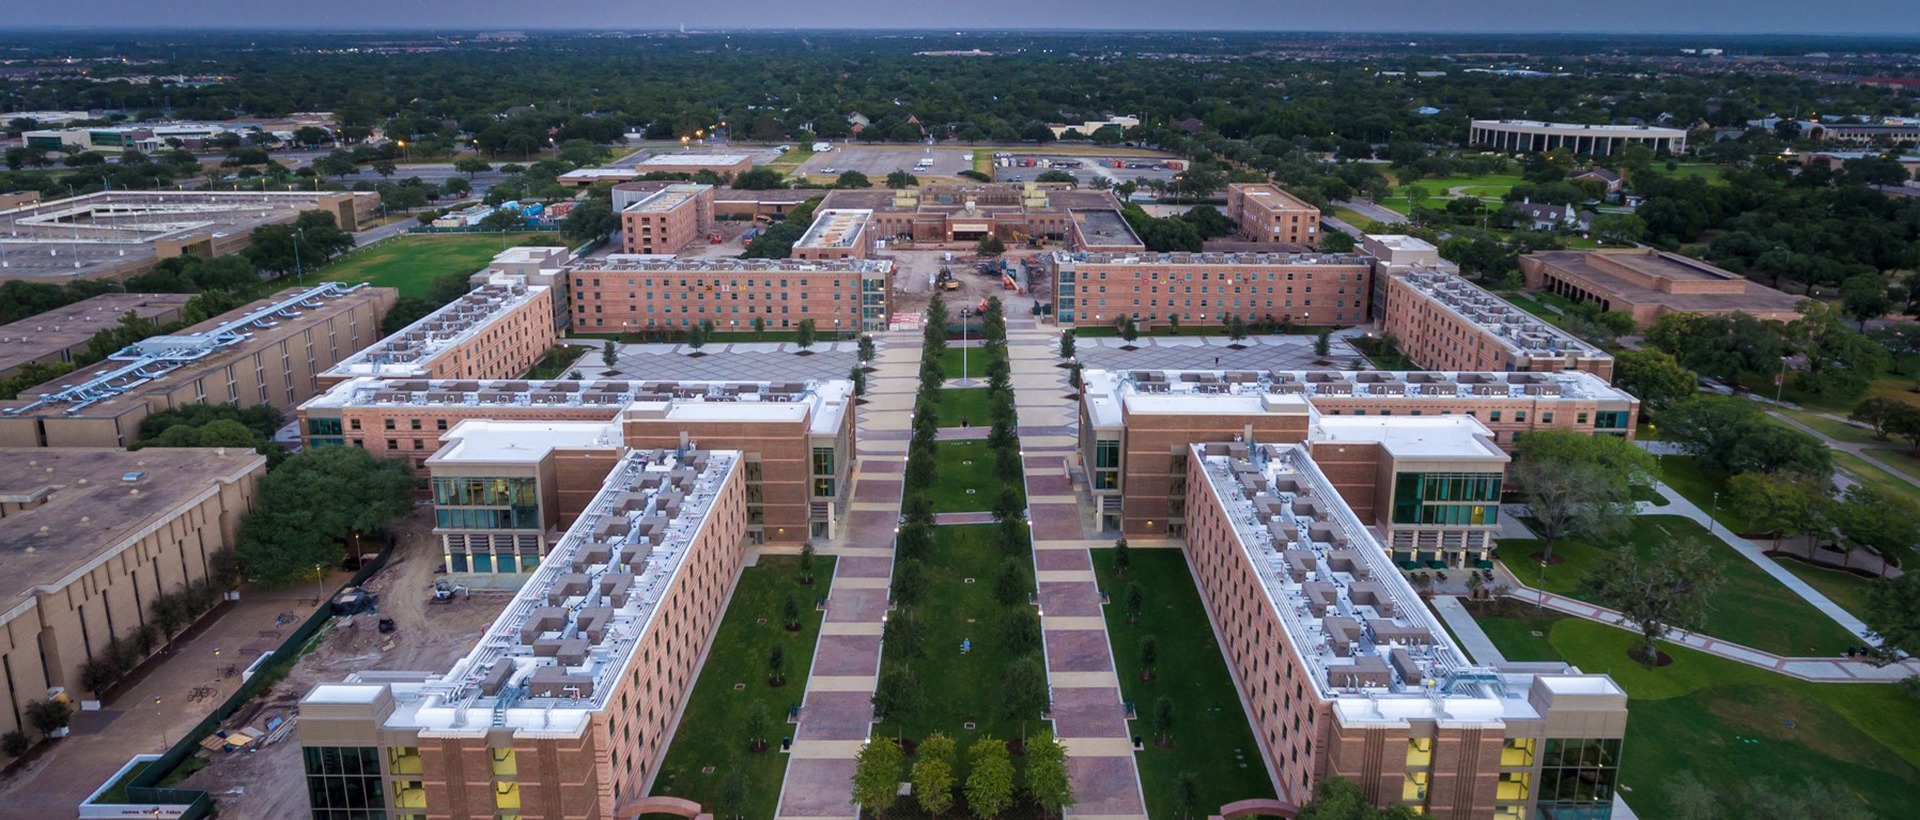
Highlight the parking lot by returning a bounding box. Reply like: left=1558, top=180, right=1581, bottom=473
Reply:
left=790, top=144, right=976, bottom=184
left=991, top=152, right=1181, bottom=187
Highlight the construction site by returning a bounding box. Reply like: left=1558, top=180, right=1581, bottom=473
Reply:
left=0, top=190, right=378, bottom=283
left=170, top=508, right=511, bottom=818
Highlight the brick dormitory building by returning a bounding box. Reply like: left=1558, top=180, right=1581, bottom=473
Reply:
left=298, top=446, right=751, bottom=820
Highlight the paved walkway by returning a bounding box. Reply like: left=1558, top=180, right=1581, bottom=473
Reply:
left=1632, top=479, right=1877, bottom=644
left=1767, top=408, right=1920, bottom=492
left=775, top=332, right=919, bottom=820
left=1007, top=310, right=1149, bottom=820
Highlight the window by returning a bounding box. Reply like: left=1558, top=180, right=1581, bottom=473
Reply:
left=1537, top=737, right=1622, bottom=812
left=1542, top=412, right=1555, bottom=423
left=812, top=447, right=835, bottom=477
left=1093, top=439, right=1120, bottom=490
left=303, top=746, right=387, bottom=820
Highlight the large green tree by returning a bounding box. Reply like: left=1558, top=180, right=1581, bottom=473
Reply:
left=1511, top=431, right=1656, bottom=562
left=850, top=737, right=904, bottom=814
left=1611, top=349, right=1697, bottom=415
left=964, top=737, right=1015, bottom=818
left=1582, top=537, right=1726, bottom=667
left=235, top=446, right=414, bottom=587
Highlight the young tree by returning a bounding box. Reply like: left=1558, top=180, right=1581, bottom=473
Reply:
left=1118, top=315, right=1140, bottom=344
left=1112, top=536, right=1131, bottom=577
left=965, top=737, right=1015, bottom=819
left=872, top=664, right=923, bottom=719
left=892, top=557, right=929, bottom=607
left=717, top=769, right=749, bottom=820
left=883, top=609, right=926, bottom=660
left=1026, top=729, right=1077, bottom=818
left=1125, top=581, right=1144, bottom=625
left=1000, top=656, right=1050, bottom=725
left=858, top=333, right=876, bottom=362
left=912, top=732, right=957, bottom=817
left=1059, top=330, right=1076, bottom=360
left=1000, top=607, right=1042, bottom=657
left=685, top=323, right=707, bottom=354
left=1152, top=696, right=1176, bottom=746
left=1138, top=634, right=1159, bottom=680
left=977, top=235, right=1007, bottom=256
left=1581, top=538, right=1725, bottom=667
left=1174, top=771, right=1203, bottom=820
left=600, top=340, right=616, bottom=368
left=886, top=169, right=920, bottom=189
left=1225, top=314, right=1249, bottom=345
left=993, top=558, right=1031, bottom=607
left=798, top=542, right=817, bottom=584
left=782, top=593, right=802, bottom=631
left=851, top=737, right=905, bottom=815
left=767, top=644, right=787, bottom=686
left=794, top=318, right=817, bottom=352
left=1314, top=330, right=1332, bottom=357
left=744, top=708, right=771, bottom=752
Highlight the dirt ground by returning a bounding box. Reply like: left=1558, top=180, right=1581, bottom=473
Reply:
left=176, top=507, right=512, bottom=818
left=881, top=248, right=1046, bottom=320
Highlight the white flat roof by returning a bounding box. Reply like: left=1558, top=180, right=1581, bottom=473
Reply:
left=429, top=420, right=623, bottom=464
left=1312, top=416, right=1509, bottom=461
left=639, top=153, right=750, bottom=165
left=306, top=683, right=386, bottom=704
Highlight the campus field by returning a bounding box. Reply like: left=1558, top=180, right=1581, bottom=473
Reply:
left=1091, top=548, right=1276, bottom=818
left=315, top=232, right=563, bottom=297
left=1473, top=612, right=1920, bottom=818
left=650, top=555, right=834, bottom=819
left=1497, top=515, right=1859, bottom=657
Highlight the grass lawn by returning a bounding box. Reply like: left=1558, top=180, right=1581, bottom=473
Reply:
left=1477, top=616, right=1920, bottom=818
left=1090, top=549, right=1275, bottom=817
left=1651, top=455, right=1739, bottom=528
left=928, top=440, right=1023, bottom=513
left=935, top=346, right=992, bottom=379
left=314, top=232, right=561, bottom=297
left=651, top=555, right=834, bottom=819
left=1467, top=605, right=1570, bottom=662
left=876, top=524, right=1037, bottom=778
left=523, top=344, right=590, bottom=380
left=1776, top=559, right=1881, bottom=622
left=763, top=147, right=816, bottom=172
left=1830, top=449, right=1920, bottom=510
left=1858, top=446, right=1920, bottom=483
left=936, top=388, right=998, bottom=428
left=1497, top=515, right=1857, bottom=657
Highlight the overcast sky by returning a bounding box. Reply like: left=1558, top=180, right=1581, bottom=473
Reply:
left=11, top=0, right=1920, bottom=35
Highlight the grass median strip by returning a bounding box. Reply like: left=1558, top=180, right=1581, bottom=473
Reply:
left=651, top=555, right=833, bottom=818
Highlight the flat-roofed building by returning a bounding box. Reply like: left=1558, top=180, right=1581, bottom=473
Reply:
left=0, top=293, right=196, bottom=380
left=297, top=447, right=750, bottom=820
left=613, top=183, right=827, bottom=221
left=1185, top=440, right=1627, bottom=817
left=1307, top=415, right=1509, bottom=562
left=1078, top=367, right=1637, bottom=543
left=0, top=191, right=379, bottom=284
left=1518, top=250, right=1804, bottom=325
left=1800, top=150, right=1920, bottom=180
left=556, top=168, right=644, bottom=188
left=1469, top=119, right=1687, bottom=155
left=424, top=419, right=628, bottom=574
left=618, top=184, right=714, bottom=256
left=792, top=208, right=873, bottom=261
left=0, top=446, right=268, bottom=751
left=1226, top=183, right=1323, bottom=247
left=318, top=273, right=555, bottom=389
left=298, top=377, right=857, bottom=545
left=1361, top=234, right=1455, bottom=319
left=1067, top=208, right=1147, bottom=253
left=0, top=283, right=396, bottom=449
left=633, top=152, right=755, bottom=177
left=818, top=183, right=1127, bottom=245
left=567, top=255, right=891, bottom=333
left=1046, top=250, right=1374, bottom=330
left=1383, top=269, right=1614, bottom=380
left=479, top=245, right=575, bottom=331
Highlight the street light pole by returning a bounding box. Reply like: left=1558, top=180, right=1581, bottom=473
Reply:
left=293, top=226, right=305, bottom=282
left=1775, top=355, right=1789, bottom=403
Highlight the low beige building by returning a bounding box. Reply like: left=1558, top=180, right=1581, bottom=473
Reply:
left=298, top=447, right=748, bottom=820
left=0, top=283, right=396, bottom=449
left=792, top=208, right=874, bottom=261
left=1518, top=250, right=1803, bottom=325
left=0, top=447, right=268, bottom=753
left=0, top=293, right=196, bottom=381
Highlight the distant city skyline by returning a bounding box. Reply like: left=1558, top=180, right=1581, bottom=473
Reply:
left=11, top=0, right=1920, bottom=36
